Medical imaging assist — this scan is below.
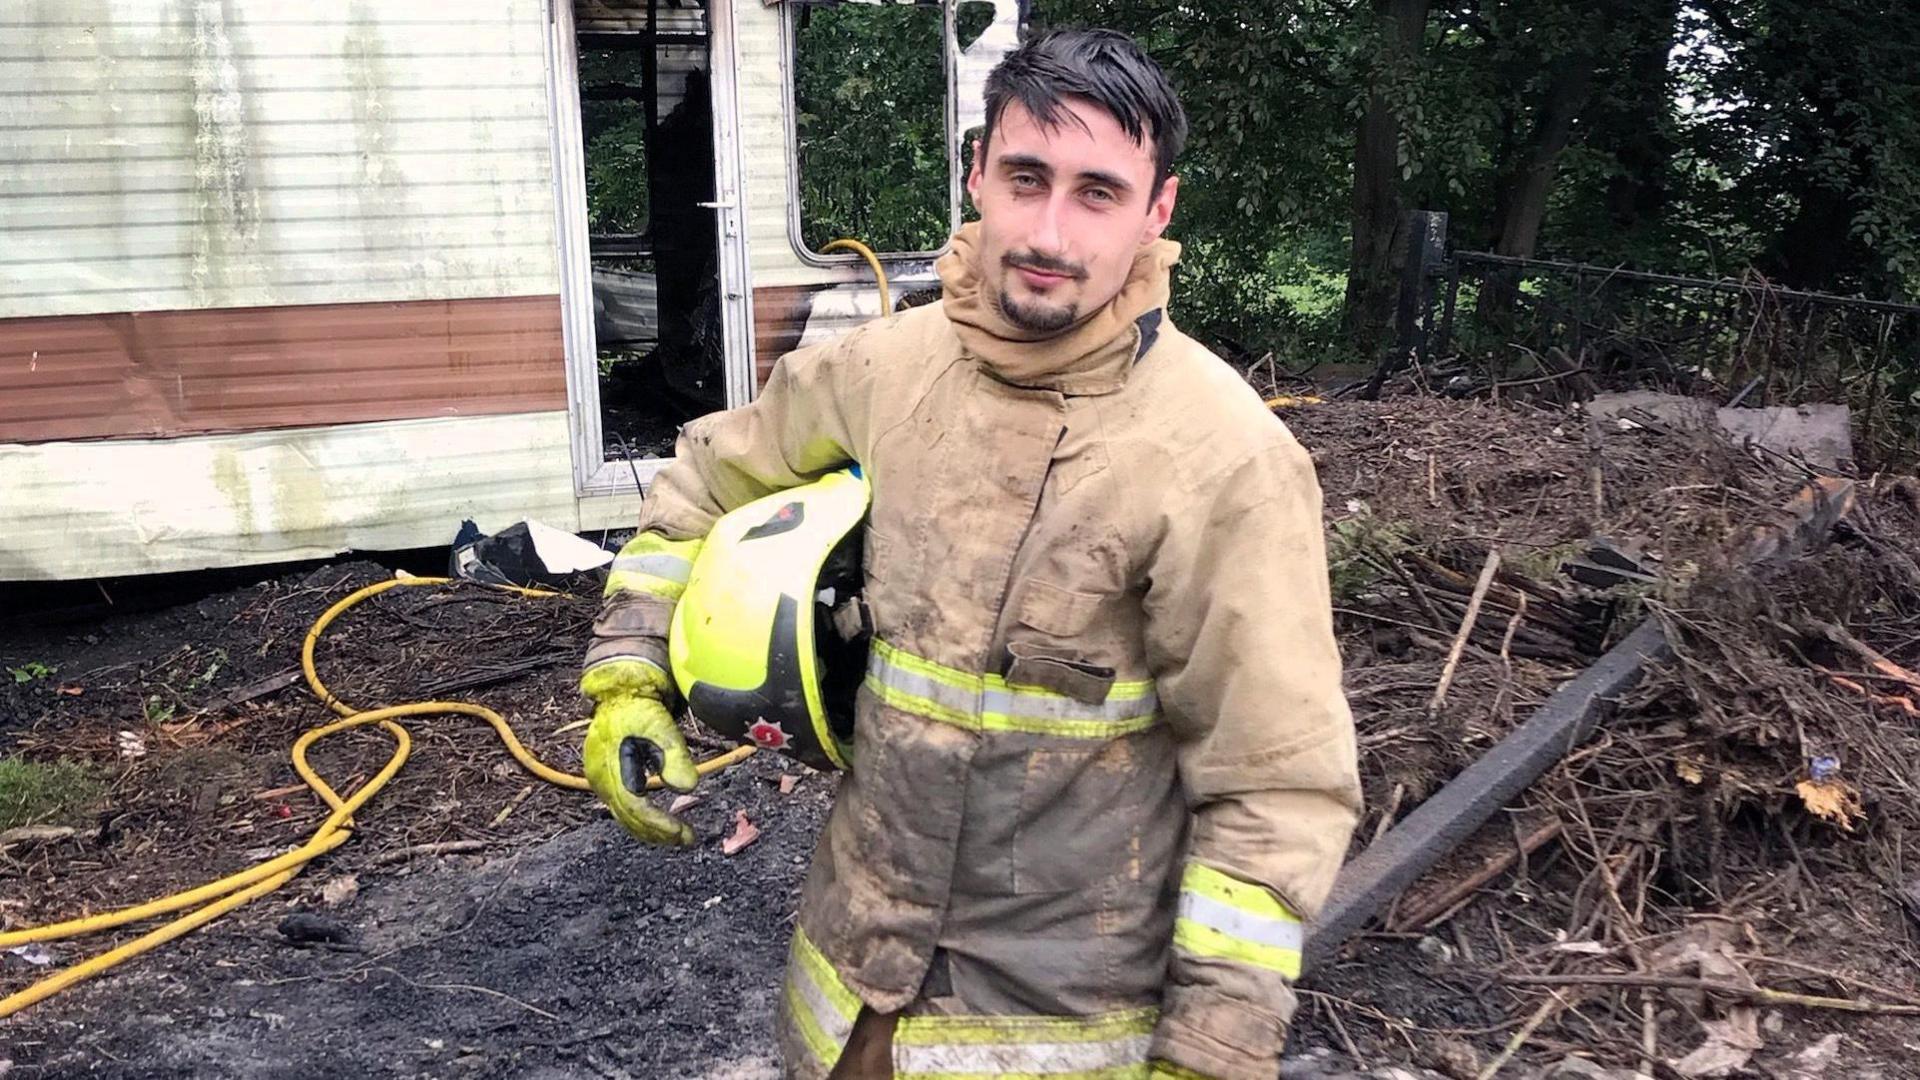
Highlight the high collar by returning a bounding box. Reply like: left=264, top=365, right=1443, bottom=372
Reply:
left=935, top=221, right=1180, bottom=396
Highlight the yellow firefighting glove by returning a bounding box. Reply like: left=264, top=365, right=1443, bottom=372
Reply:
left=580, top=659, right=700, bottom=845
left=1147, top=1062, right=1214, bottom=1080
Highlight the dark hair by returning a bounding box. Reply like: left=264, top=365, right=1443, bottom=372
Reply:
left=979, top=28, right=1188, bottom=199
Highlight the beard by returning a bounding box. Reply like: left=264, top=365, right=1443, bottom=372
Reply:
left=995, top=288, right=1079, bottom=334
left=994, top=250, right=1087, bottom=334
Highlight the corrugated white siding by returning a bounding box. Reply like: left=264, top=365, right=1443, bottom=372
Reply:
left=737, top=1, right=812, bottom=287
left=0, top=0, right=561, bottom=318
left=0, top=411, right=641, bottom=581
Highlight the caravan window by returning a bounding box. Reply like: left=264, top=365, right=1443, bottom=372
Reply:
left=788, top=1, right=987, bottom=258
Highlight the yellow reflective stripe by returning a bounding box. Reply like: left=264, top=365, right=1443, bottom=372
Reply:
left=867, top=638, right=1159, bottom=739
left=792, top=928, right=861, bottom=1019
left=893, top=1008, right=1158, bottom=1045
left=874, top=637, right=983, bottom=694
left=1174, top=864, right=1304, bottom=978
left=1181, top=864, right=1299, bottom=921
left=894, top=1060, right=1144, bottom=1068
left=784, top=978, right=847, bottom=1071
left=604, top=534, right=703, bottom=601
left=1172, top=917, right=1301, bottom=978
left=784, top=928, right=860, bottom=1070
left=865, top=673, right=980, bottom=729
left=893, top=1007, right=1157, bottom=1079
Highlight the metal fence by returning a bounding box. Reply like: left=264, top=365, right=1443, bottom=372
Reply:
left=1382, top=211, right=1920, bottom=464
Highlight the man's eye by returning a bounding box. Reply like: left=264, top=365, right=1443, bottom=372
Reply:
left=1012, top=174, right=1041, bottom=189
left=1084, top=188, right=1115, bottom=203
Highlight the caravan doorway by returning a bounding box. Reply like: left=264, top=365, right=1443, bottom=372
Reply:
left=576, top=2, right=725, bottom=463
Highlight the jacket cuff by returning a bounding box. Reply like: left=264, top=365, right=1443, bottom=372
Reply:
left=1149, top=985, right=1290, bottom=1080
left=582, top=592, right=678, bottom=703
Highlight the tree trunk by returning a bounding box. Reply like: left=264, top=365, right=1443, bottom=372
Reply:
left=1603, top=0, right=1681, bottom=240
left=1342, top=0, right=1432, bottom=362
left=1488, top=57, right=1596, bottom=258
left=1477, top=52, right=1597, bottom=336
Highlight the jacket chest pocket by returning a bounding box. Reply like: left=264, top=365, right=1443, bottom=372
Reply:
left=1012, top=734, right=1157, bottom=894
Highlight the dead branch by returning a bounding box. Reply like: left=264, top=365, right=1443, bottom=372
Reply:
left=366, top=840, right=492, bottom=867
left=1391, top=818, right=1564, bottom=932
left=1430, top=549, right=1503, bottom=718
left=1503, top=974, right=1920, bottom=1014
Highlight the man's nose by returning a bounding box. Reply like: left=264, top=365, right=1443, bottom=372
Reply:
left=1029, top=192, right=1069, bottom=255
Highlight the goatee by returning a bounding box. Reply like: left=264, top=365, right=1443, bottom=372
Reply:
left=995, top=290, right=1078, bottom=334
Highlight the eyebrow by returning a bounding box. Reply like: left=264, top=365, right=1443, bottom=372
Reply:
left=997, top=152, right=1136, bottom=196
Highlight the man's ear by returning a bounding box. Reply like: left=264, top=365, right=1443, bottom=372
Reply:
left=1142, top=174, right=1179, bottom=242
left=966, top=137, right=985, bottom=205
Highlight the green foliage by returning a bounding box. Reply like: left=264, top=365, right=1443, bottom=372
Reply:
left=1505, top=541, right=1582, bottom=584
left=586, top=111, right=650, bottom=234
left=8, top=661, right=55, bottom=684
left=1019, top=0, right=1920, bottom=369
left=144, top=695, right=176, bottom=725
left=579, top=49, right=651, bottom=234
left=1326, top=511, right=1414, bottom=604
left=0, top=757, right=103, bottom=832
left=793, top=4, right=952, bottom=253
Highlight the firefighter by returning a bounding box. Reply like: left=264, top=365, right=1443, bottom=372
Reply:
left=580, top=29, right=1361, bottom=1080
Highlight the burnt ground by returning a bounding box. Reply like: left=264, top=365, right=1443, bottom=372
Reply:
left=3, top=398, right=1917, bottom=1078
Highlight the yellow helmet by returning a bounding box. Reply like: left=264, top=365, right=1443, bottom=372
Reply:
left=668, top=468, right=869, bottom=771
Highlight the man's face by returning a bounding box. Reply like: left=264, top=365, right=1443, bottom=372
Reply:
left=966, top=97, right=1179, bottom=334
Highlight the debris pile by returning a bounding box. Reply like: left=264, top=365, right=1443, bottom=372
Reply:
left=1294, top=401, right=1920, bottom=1075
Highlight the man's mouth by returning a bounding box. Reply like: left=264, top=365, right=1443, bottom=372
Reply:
left=1005, top=254, right=1083, bottom=291
left=1014, top=265, right=1072, bottom=289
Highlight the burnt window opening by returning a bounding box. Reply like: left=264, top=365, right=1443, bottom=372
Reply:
left=579, top=2, right=724, bottom=462
left=790, top=1, right=955, bottom=257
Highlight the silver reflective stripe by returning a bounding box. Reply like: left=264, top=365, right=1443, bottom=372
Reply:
left=981, top=684, right=1157, bottom=723
left=1176, top=890, right=1305, bottom=950
left=894, top=1034, right=1153, bottom=1076
left=610, top=553, right=692, bottom=584
left=870, top=650, right=1155, bottom=726
left=789, top=961, right=854, bottom=1047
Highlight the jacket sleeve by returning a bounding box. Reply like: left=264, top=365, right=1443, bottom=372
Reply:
left=587, top=330, right=872, bottom=694
left=636, top=329, right=871, bottom=542
left=1141, top=427, right=1362, bottom=1080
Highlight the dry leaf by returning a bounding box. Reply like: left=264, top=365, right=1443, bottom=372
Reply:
left=320, top=875, right=359, bottom=908
left=1795, top=778, right=1864, bottom=830
left=1779, top=1033, right=1842, bottom=1080
left=722, top=811, right=761, bottom=856
left=779, top=774, right=800, bottom=795
left=115, top=730, right=146, bottom=759
left=668, top=794, right=703, bottom=814
left=1669, top=1009, right=1762, bottom=1077
left=1676, top=758, right=1705, bottom=784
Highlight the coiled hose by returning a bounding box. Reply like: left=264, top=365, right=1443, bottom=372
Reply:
left=0, top=574, right=754, bottom=1019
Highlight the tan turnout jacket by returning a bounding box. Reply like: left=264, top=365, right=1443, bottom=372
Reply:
left=630, top=224, right=1360, bottom=1080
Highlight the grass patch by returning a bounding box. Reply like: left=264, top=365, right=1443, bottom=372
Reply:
left=0, top=756, right=105, bottom=832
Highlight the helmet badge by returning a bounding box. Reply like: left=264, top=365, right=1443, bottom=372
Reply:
left=747, top=717, right=792, bottom=750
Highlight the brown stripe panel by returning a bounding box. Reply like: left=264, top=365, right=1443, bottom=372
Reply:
left=0, top=295, right=567, bottom=444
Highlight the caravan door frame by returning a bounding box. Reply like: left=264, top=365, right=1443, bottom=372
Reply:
left=545, top=0, right=758, bottom=500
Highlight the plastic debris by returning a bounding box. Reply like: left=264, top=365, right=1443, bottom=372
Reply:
left=450, top=519, right=614, bottom=589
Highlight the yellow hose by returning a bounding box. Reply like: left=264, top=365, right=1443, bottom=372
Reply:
left=0, top=574, right=755, bottom=1018
left=821, top=237, right=891, bottom=317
